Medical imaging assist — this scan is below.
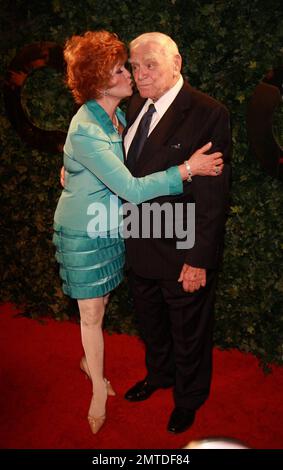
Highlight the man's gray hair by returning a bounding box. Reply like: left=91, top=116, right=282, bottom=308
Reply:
left=130, top=32, right=180, bottom=58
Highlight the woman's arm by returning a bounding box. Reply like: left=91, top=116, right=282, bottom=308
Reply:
left=69, top=123, right=223, bottom=204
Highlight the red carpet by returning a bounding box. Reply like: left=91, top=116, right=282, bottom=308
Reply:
left=0, top=303, right=283, bottom=449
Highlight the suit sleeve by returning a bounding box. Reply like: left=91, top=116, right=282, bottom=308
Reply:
left=69, top=123, right=182, bottom=205
left=185, top=106, right=232, bottom=269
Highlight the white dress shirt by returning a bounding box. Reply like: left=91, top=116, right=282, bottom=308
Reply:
left=124, top=75, right=184, bottom=155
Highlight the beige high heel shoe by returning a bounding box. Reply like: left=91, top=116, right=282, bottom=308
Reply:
left=88, top=413, right=106, bottom=434
left=87, top=387, right=107, bottom=434
left=79, top=357, right=116, bottom=396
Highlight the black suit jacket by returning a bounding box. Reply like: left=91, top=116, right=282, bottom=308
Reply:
left=124, top=81, right=231, bottom=279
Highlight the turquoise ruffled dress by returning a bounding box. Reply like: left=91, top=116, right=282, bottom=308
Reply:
left=53, top=100, right=183, bottom=299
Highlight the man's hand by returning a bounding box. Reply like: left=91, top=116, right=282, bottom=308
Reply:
left=60, top=166, right=65, bottom=188
left=178, top=264, right=206, bottom=292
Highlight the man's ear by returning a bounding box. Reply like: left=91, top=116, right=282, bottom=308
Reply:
left=173, top=54, right=182, bottom=77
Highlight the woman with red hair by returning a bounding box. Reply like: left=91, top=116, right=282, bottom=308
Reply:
left=53, top=30, right=223, bottom=434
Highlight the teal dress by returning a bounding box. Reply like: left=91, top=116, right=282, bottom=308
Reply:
left=53, top=100, right=183, bottom=299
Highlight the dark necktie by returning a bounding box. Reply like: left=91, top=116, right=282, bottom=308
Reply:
left=126, top=103, right=156, bottom=172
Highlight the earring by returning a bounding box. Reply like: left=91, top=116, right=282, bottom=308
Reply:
left=103, top=90, right=108, bottom=96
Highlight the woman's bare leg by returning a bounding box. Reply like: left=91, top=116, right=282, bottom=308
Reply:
left=78, top=297, right=107, bottom=420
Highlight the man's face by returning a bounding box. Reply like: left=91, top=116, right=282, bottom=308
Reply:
left=129, top=41, right=180, bottom=101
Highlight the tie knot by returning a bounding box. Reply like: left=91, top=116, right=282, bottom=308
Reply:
left=146, top=103, right=156, bottom=116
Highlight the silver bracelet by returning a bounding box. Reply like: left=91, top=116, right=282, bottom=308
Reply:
left=184, top=160, right=193, bottom=182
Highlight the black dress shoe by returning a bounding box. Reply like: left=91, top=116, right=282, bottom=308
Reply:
left=124, top=378, right=165, bottom=402
left=167, top=407, right=196, bottom=433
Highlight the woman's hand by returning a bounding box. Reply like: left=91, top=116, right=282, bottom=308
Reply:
left=178, top=142, right=223, bottom=181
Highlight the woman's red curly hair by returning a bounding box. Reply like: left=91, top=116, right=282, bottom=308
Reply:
left=64, top=30, right=127, bottom=104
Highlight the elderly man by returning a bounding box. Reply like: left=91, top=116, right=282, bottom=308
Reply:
left=123, top=32, right=231, bottom=433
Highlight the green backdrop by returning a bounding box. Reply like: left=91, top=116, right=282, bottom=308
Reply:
left=0, top=0, right=282, bottom=366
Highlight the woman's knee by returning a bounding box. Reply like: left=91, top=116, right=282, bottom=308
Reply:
left=78, top=298, right=105, bottom=327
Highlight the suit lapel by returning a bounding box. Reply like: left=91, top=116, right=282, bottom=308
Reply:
left=122, top=94, right=146, bottom=163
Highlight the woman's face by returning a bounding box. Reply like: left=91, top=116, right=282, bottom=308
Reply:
left=107, top=62, right=133, bottom=99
